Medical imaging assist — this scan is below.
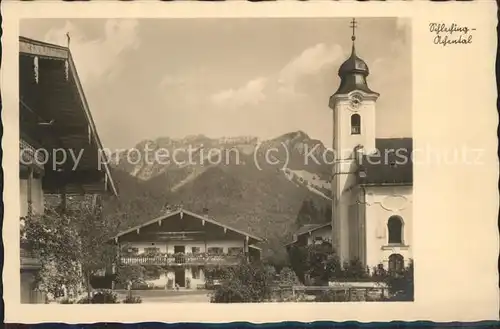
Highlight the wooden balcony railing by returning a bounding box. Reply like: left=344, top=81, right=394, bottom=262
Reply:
left=120, top=253, right=242, bottom=266
left=20, top=139, right=45, bottom=170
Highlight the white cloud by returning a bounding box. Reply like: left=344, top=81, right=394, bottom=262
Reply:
left=278, top=43, right=343, bottom=89
left=210, top=43, right=343, bottom=108
left=44, top=19, right=140, bottom=83
left=211, top=77, right=268, bottom=109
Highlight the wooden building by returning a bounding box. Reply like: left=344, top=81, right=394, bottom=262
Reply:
left=19, top=36, right=118, bottom=303
left=113, top=208, right=263, bottom=290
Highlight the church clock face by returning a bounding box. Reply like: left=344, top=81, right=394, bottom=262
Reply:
left=348, top=93, right=363, bottom=111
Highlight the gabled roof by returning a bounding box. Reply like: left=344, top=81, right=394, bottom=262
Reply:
left=357, top=138, right=413, bottom=186
left=112, top=208, right=263, bottom=244
left=19, top=36, right=117, bottom=196
left=294, top=223, right=331, bottom=236
left=285, top=223, right=332, bottom=246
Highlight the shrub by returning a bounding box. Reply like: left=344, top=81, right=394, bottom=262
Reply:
left=368, top=259, right=414, bottom=301
left=77, top=296, right=92, bottom=304
left=278, top=267, right=300, bottom=286
left=385, top=260, right=414, bottom=301
left=91, top=290, right=119, bottom=304
left=59, top=298, right=74, bottom=304
left=210, top=262, right=275, bottom=303
left=341, top=259, right=369, bottom=281
left=123, top=295, right=142, bottom=304
left=316, top=290, right=349, bottom=302
left=78, top=290, right=119, bottom=304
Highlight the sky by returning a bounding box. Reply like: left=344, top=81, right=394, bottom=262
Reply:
left=20, top=17, right=412, bottom=150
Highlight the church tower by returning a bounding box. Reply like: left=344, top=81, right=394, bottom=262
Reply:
left=329, top=18, right=380, bottom=265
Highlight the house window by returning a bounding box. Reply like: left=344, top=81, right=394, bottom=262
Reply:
left=314, top=236, right=323, bottom=245
left=387, top=216, right=404, bottom=244
left=388, top=254, right=404, bottom=273
left=144, top=247, right=160, bottom=255
left=207, top=247, right=223, bottom=255
left=191, top=247, right=201, bottom=254
left=351, top=114, right=361, bottom=135
left=228, top=247, right=243, bottom=256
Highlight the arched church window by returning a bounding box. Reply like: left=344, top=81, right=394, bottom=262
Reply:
left=388, top=254, right=404, bottom=273
left=351, top=114, right=361, bottom=135
left=387, top=216, right=403, bottom=244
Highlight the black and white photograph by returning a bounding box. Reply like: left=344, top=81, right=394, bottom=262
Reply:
left=0, top=1, right=492, bottom=322
left=18, top=16, right=415, bottom=305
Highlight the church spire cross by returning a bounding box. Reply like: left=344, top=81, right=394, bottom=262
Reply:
left=349, top=18, right=357, bottom=42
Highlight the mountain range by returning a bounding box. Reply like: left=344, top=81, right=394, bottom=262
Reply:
left=103, top=131, right=333, bottom=262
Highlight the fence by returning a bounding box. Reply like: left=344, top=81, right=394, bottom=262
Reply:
left=272, top=285, right=388, bottom=302
left=28, top=290, right=46, bottom=304
left=120, top=254, right=241, bottom=266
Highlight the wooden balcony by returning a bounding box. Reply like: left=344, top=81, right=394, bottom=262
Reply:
left=120, top=253, right=242, bottom=266
left=20, top=138, right=45, bottom=171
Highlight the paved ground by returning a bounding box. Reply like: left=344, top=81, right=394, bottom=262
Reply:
left=115, top=289, right=211, bottom=303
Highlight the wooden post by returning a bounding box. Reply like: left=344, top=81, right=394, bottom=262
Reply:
left=27, top=167, right=33, bottom=217
left=244, top=236, right=249, bottom=262
left=60, top=188, right=67, bottom=214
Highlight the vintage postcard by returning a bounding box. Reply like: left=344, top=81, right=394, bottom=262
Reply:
left=1, top=0, right=498, bottom=324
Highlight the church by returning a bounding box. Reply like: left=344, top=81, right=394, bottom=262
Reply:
left=329, top=19, right=413, bottom=272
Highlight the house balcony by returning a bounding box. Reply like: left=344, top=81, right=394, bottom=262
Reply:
left=20, top=138, right=46, bottom=171
left=120, top=253, right=243, bottom=266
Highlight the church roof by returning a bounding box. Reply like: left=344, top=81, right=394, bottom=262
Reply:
left=338, top=46, right=369, bottom=76
left=357, top=138, right=413, bottom=186
left=333, top=27, right=378, bottom=96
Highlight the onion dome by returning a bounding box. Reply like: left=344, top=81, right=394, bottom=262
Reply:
left=333, top=19, right=377, bottom=96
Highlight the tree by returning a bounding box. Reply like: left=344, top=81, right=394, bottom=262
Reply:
left=323, top=205, right=332, bottom=222
left=288, top=241, right=340, bottom=285
left=22, top=209, right=82, bottom=299
left=115, top=264, right=145, bottom=297
left=23, top=195, right=119, bottom=302
left=304, top=242, right=339, bottom=285
left=278, top=267, right=300, bottom=286
left=71, top=198, right=118, bottom=300
left=288, top=244, right=308, bottom=283
left=210, top=262, right=275, bottom=303
left=295, top=199, right=312, bottom=226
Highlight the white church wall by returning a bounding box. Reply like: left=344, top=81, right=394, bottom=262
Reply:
left=331, top=94, right=378, bottom=157
left=363, top=185, right=413, bottom=269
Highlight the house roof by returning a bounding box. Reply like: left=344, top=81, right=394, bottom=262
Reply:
left=112, top=208, right=263, bottom=245
left=357, top=138, right=413, bottom=186
left=294, top=223, right=331, bottom=236
left=285, top=223, right=332, bottom=246
left=19, top=36, right=117, bottom=196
